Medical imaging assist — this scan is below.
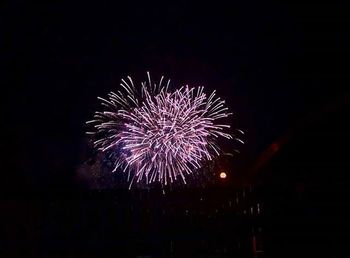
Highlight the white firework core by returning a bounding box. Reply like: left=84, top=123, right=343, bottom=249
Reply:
left=87, top=72, right=234, bottom=188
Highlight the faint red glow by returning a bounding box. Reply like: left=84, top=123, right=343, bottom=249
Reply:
left=271, top=143, right=280, bottom=152
left=252, top=235, right=257, bottom=258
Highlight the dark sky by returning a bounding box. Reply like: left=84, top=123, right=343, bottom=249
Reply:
left=3, top=1, right=349, bottom=192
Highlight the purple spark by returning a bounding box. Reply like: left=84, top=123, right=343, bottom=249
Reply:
left=86, top=72, right=241, bottom=188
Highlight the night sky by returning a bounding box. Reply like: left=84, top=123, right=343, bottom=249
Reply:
left=2, top=1, right=350, bottom=257
left=3, top=1, right=349, bottom=195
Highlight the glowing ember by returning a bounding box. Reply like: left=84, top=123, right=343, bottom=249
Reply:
left=219, top=172, right=227, bottom=179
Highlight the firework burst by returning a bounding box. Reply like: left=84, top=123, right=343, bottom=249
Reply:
left=86, top=72, right=241, bottom=188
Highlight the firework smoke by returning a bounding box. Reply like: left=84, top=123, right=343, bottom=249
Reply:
left=86, top=72, right=241, bottom=188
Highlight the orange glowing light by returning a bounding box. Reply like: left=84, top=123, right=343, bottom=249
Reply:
left=219, top=172, right=227, bottom=179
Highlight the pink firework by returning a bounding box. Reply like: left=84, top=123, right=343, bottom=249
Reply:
left=86, top=72, right=238, bottom=188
